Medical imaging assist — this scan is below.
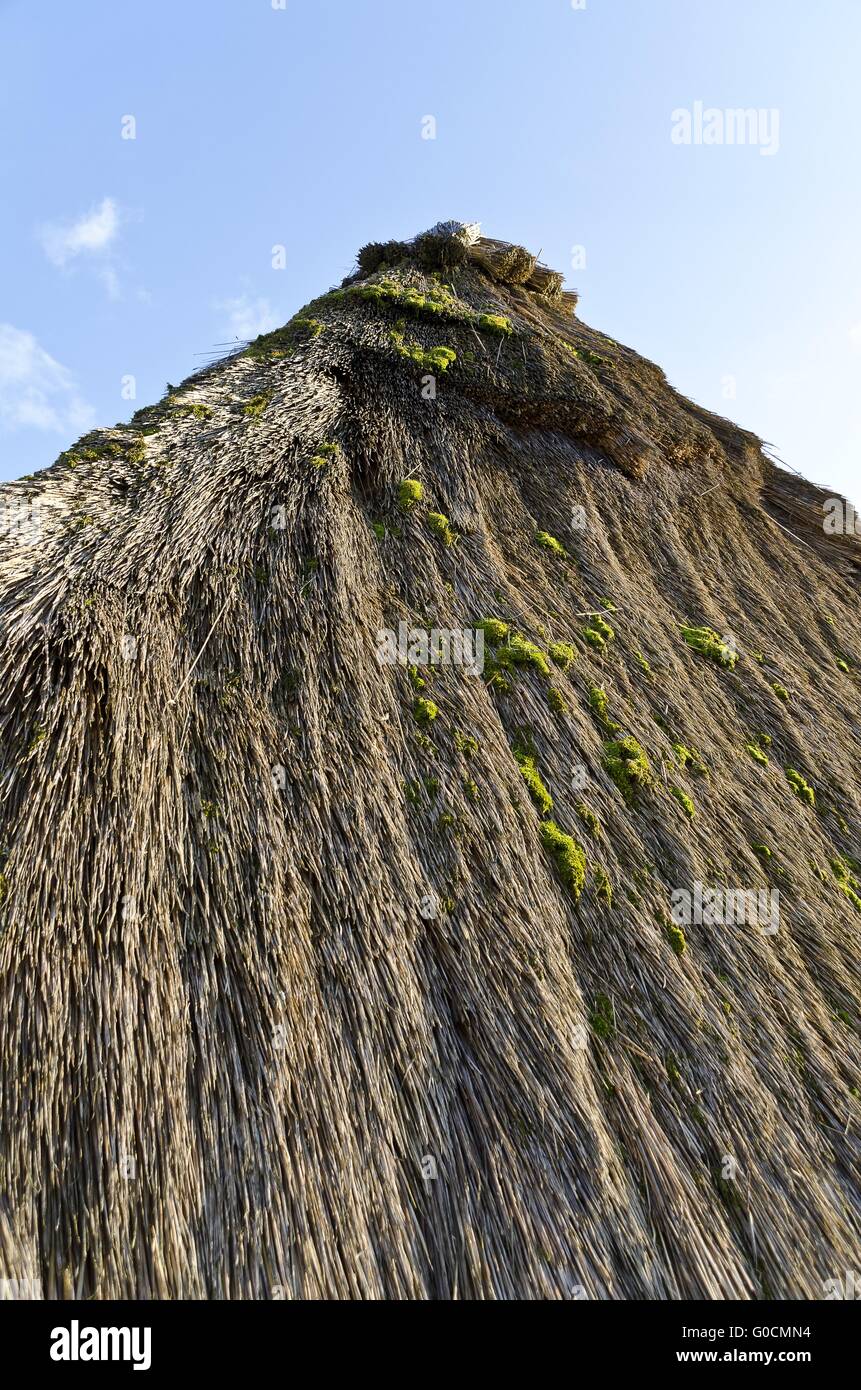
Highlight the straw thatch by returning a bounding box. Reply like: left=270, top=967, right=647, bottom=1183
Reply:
left=0, top=223, right=859, bottom=1300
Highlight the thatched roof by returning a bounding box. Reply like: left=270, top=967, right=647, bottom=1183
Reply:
left=1, top=223, right=859, bottom=1299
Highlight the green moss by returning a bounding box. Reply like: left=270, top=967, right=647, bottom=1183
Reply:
left=351, top=275, right=465, bottom=321
left=389, top=326, right=457, bottom=373
left=755, top=732, right=772, bottom=748
left=495, top=634, right=551, bottom=678
left=175, top=401, right=212, bottom=421
left=679, top=625, right=737, bottom=669
left=575, top=803, right=601, bottom=838
left=60, top=432, right=146, bottom=470
left=477, top=618, right=510, bottom=646
left=462, top=775, right=480, bottom=804
left=453, top=731, right=479, bottom=758
left=770, top=682, right=789, bottom=702
left=535, top=530, right=566, bottom=558
left=751, top=842, right=772, bottom=860
left=398, top=478, right=424, bottom=510
left=603, top=736, right=653, bottom=804
left=243, top=394, right=270, bottom=419
left=0, top=873, right=7, bottom=907
left=245, top=315, right=324, bottom=360
left=830, top=856, right=861, bottom=912
left=514, top=749, right=553, bottom=817
left=370, top=521, right=386, bottom=541
left=590, top=993, right=615, bottom=1040
left=593, top=864, right=613, bottom=907
left=786, top=767, right=815, bottom=808
left=588, top=684, right=619, bottom=732
left=670, top=785, right=696, bottom=820
left=547, top=686, right=568, bottom=716
left=426, top=511, right=456, bottom=546
left=413, top=698, right=439, bottom=726
left=485, top=664, right=513, bottom=695
left=634, top=651, right=652, bottom=675
left=673, top=744, right=708, bottom=776
left=311, top=441, right=339, bottom=468
left=478, top=313, right=514, bottom=337
left=663, top=917, right=687, bottom=957
left=583, top=615, right=615, bottom=650
left=836, top=657, right=851, bottom=673
left=548, top=641, right=576, bottom=670
left=539, top=820, right=587, bottom=899
left=563, top=341, right=607, bottom=368
left=746, top=743, right=769, bottom=766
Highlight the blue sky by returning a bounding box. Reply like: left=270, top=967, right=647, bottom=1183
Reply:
left=1, top=0, right=859, bottom=502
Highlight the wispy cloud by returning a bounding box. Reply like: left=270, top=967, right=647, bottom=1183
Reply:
left=38, top=196, right=120, bottom=268
left=215, top=295, right=281, bottom=343
left=0, top=324, right=95, bottom=434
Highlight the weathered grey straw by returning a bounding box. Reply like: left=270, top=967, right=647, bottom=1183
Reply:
left=0, top=223, right=858, bottom=1299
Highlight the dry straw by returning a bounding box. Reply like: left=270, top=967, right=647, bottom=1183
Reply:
left=0, top=223, right=858, bottom=1299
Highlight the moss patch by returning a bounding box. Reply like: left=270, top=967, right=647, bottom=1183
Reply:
left=593, top=864, right=613, bottom=907
left=746, top=743, right=769, bottom=766
left=245, top=316, right=324, bottom=360
left=583, top=614, right=615, bottom=651
left=603, top=736, right=652, bottom=803
left=413, top=698, right=439, bottom=726
left=489, top=633, right=551, bottom=679
left=670, top=785, right=696, bottom=820
left=575, top=803, right=601, bottom=838
left=548, top=640, right=576, bottom=670
left=680, top=625, right=737, bottom=669
left=426, top=511, right=456, bottom=546
left=673, top=743, right=708, bottom=776
left=243, top=394, right=270, bottom=419
left=477, top=618, right=510, bottom=646
left=588, top=685, right=620, bottom=734
left=514, top=749, right=553, bottom=817
left=398, top=478, right=424, bottom=510
left=786, top=767, right=815, bottom=808
left=311, top=441, right=339, bottom=468
left=547, top=686, right=569, bottom=715
left=663, top=917, right=687, bottom=957
left=478, top=313, right=514, bottom=336
left=535, top=530, right=566, bottom=558
left=830, top=857, right=861, bottom=912
left=389, top=326, right=457, bottom=373
left=539, top=820, right=587, bottom=899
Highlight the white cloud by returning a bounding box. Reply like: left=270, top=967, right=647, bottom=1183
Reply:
left=849, top=322, right=861, bottom=348
left=38, top=196, right=120, bottom=268
left=0, top=324, right=95, bottom=435
left=215, top=295, right=280, bottom=343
